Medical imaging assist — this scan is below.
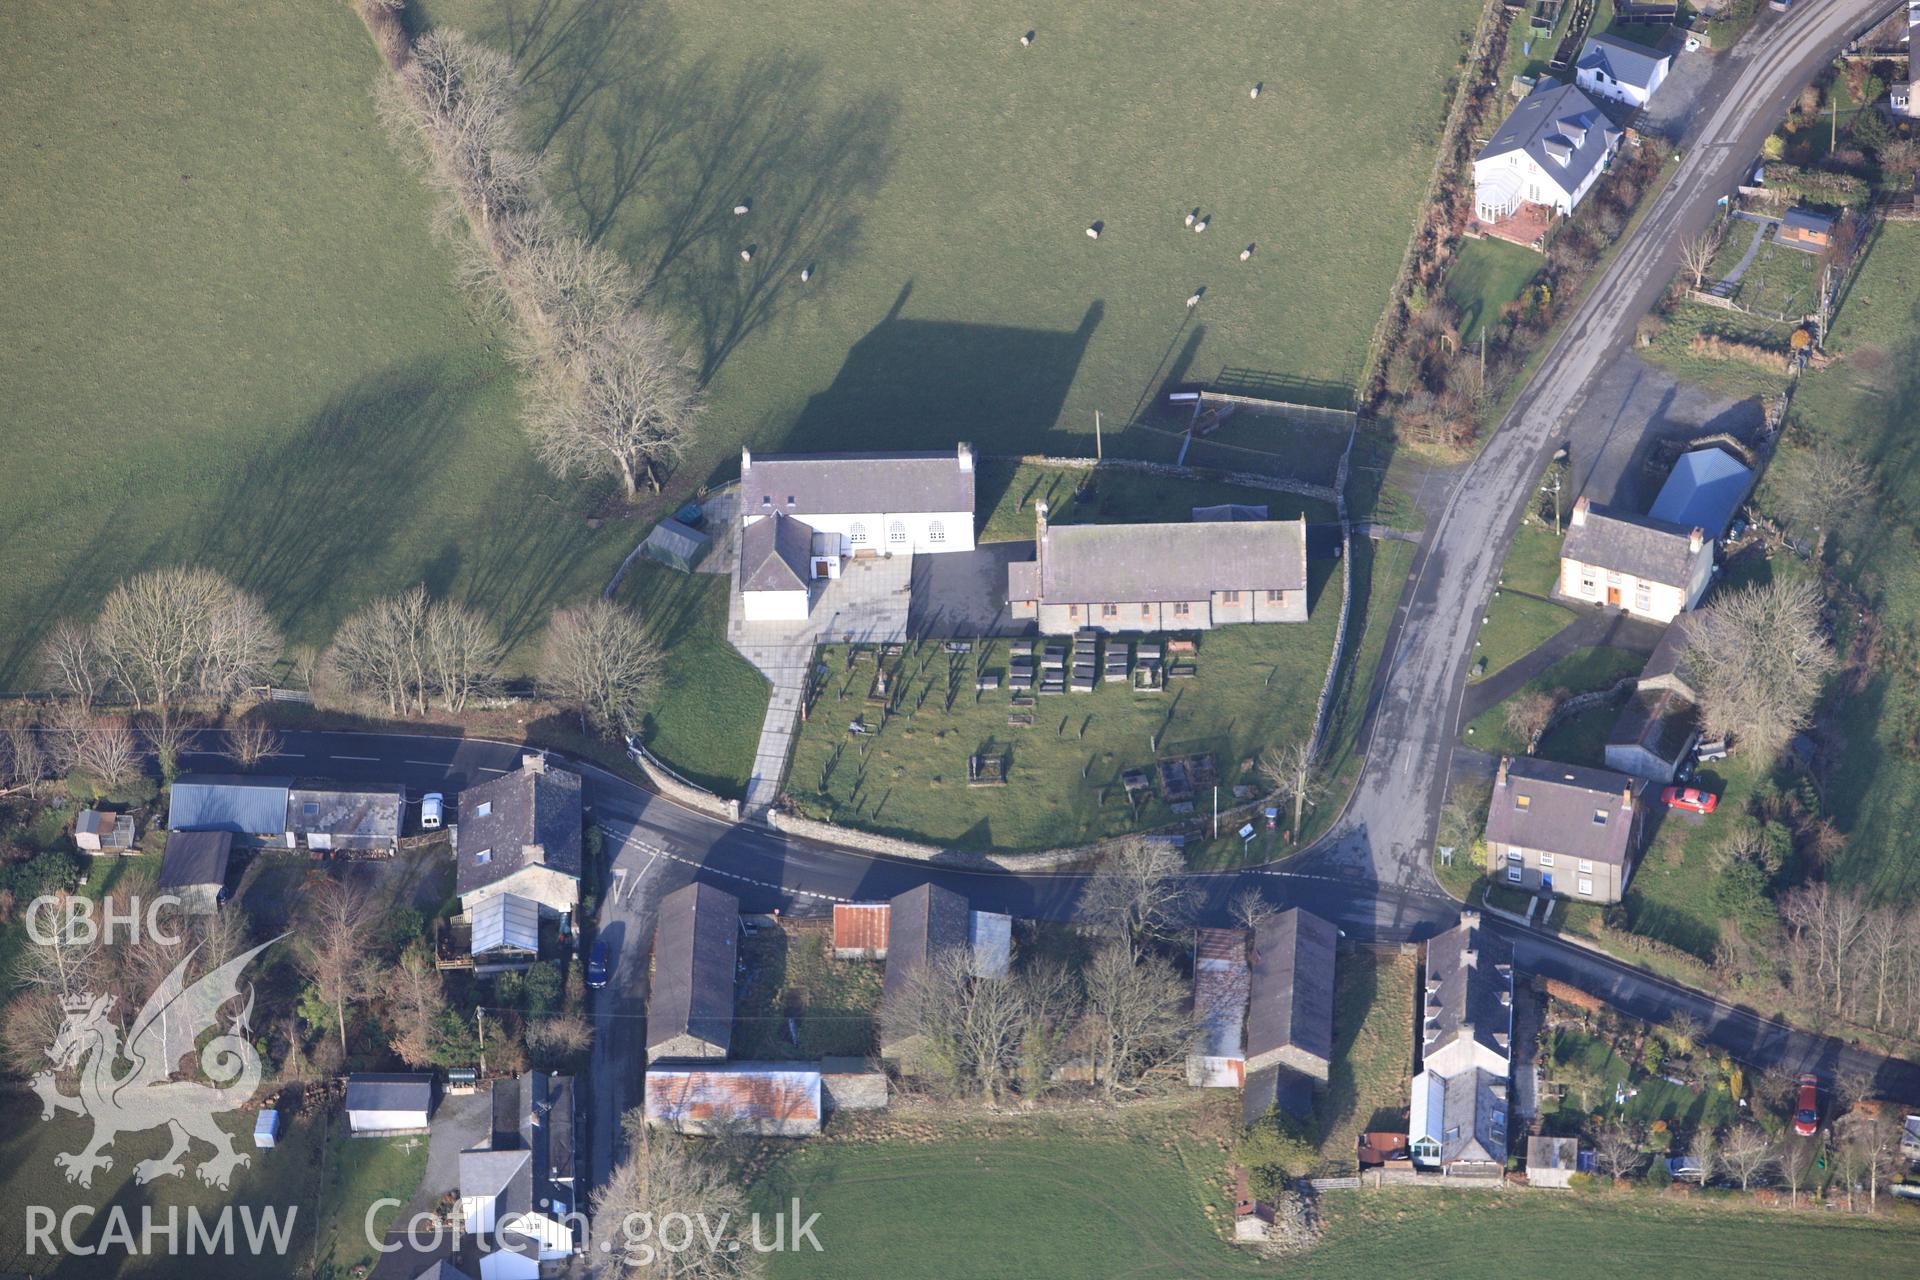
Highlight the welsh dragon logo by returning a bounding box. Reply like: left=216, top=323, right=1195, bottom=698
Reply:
left=32, top=936, right=282, bottom=1190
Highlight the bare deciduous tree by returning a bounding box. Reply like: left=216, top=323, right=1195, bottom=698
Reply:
left=73, top=717, right=139, bottom=791
left=225, top=713, right=282, bottom=769
left=141, top=710, right=197, bottom=783
left=1778, top=1135, right=1814, bottom=1207
left=526, top=1011, right=594, bottom=1057
left=526, top=310, right=704, bottom=498
left=1504, top=690, right=1556, bottom=747
left=39, top=620, right=101, bottom=708
left=1, top=990, right=68, bottom=1078
left=296, top=878, right=380, bottom=1059
left=1230, top=887, right=1278, bottom=932
left=1678, top=225, right=1725, bottom=291
left=2, top=711, right=46, bottom=797
left=326, top=586, right=501, bottom=716
left=1660, top=1011, right=1702, bottom=1057
left=383, top=945, right=450, bottom=1068
left=879, top=949, right=1029, bottom=1104
left=592, top=1123, right=765, bottom=1278
left=1081, top=941, right=1194, bottom=1096
left=92, top=567, right=281, bottom=713
left=1766, top=441, right=1873, bottom=559
left=1720, top=1123, right=1775, bottom=1191
left=1078, top=837, right=1196, bottom=947
left=1591, top=1123, right=1647, bottom=1181
left=193, top=903, right=253, bottom=977
left=1257, top=741, right=1327, bottom=838
left=1682, top=579, right=1834, bottom=761
left=539, top=599, right=662, bottom=739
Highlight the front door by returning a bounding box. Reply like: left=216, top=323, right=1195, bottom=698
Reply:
left=1541, top=872, right=1553, bottom=894
left=1606, top=585, right=1621, bottom=607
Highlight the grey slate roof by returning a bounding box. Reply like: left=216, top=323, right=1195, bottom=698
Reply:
left=1421, top=914, right=1514, bottom=1066
left=1477, top=80, right=1619, bottom=195
left=742, top=448, right=976, bottom=518
left=646, top=881, right=740, bottom=1056
left=168, top=774, right=293, bottom=834
left=1242, top=1064, right=1316, bottom=1126
left=1608, top=687, right=1698, bottom=761
left=1781, top=206, right=1837, bottom=236
left=1639, top=624, right=1698, bottom=700
left=740, top=512, right=814, bottom=593
left=1649, top=447, right=1752, bottom=539
left=1485, top=755, right=1640, bottom=865
left=881, top=883, right=970, bottom=1009
left=156, top=829, right=233, bottom=891
left=1576, top=33, right=1669, bottom=92
left=1022, top=517, right=1308, bottom=604
left=1247, top=908, right=1337, bottom=1066
left=1561, top=503, right=1705, bottom=586
left=346, top=1073, right=434, bottom=1114
left=455, top=760, right=583, bottom=897
left=458, top=1148, right=532, bottom=1217
left=287, top=784, right=405, bottom=844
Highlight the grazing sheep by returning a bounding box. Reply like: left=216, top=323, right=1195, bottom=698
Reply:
left=1251, top=82, right=1262, bottom=100
left=740, top=246, right=754, bottom=262
left=733, top=200, right=751, bottom=215
left=800, top=265, right=813, bottom=283
left=1240, top=244, right=1255, bottom=261
left=1086, top=222, right=1102, bottom=239
left=1193, top=216, right=1209, bottom=233
left=1020, top=30, right=1034, bottom=46
left=1184, top=209, right=1197, bottom=227
left=1185, top=291, right=1203, bottom=308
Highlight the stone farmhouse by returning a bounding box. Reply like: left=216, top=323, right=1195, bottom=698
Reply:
left=1557, top=496, right=1712, bottom=623
left=738, top=445, right=977, bottom=621
left=1574, top=33, right=1670, bottom=109
left=455, top=755, right=583, bottom=921
left=1005, top=501, right=1309, bottom=634
left=1484, top=755, right=1644, bottom=904
left=1473, top=80, right=1622, bottom=225
left=1410, top=913, right=1514, bottom=1176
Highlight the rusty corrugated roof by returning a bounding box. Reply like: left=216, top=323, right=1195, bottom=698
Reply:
left=646, top=1066, right=821, bottom=1124
left=833, top=903, right=891, bottom=952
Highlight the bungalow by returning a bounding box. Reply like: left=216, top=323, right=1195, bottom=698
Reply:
left=1574, top=33, right=1670, bottom=108
left=645, top=881, right=740, bottom=1063
left=1558, top=496, right=1712, bottom=623
left=455, top=755, right=583, bottom=920
left=645, top=1063, right=823, bottom=1137
left=346, top=1073, right=435, bottom=1135
left=1473, top=80, right=1623, bottom=224
left=1484, top=755, right=1644, bottom=904
left=1005, top=502, right=1309, bottom=634
left=1187, top=927, right=1250, bottom=1088
left=1777, top=206, right=1837, bottom=252
left=156, top=829, right=234, bottom=914
left=1409, top=913, right=1514, bottom=1175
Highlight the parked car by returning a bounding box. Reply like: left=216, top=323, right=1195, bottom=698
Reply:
left=1794, top=1074, right=1820, bottom=1136
left=420, top=792, right=444, bottom=830
left=1662, top=785, right=1719, bottom=814
left=586, top=939, right=610, bottom=990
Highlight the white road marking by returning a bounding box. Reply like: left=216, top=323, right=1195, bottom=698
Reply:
left=598, top=826, right=849, bottom=904
left=403, top=759, right=445, bottom=766
left=266, top=751, right=306, bottom=758
left=479, top=766, right=507, bottom=774
left=330, top=754, right=378, bottom=762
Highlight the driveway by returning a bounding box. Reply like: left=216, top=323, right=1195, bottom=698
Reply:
left=908, top=541, right=1038, bottom=638
left=400, top=1088, right=491, bottom=1217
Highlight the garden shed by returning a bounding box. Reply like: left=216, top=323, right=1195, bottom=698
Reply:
left=640, top=517, right=711, bottom=573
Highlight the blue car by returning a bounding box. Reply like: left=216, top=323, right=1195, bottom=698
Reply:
left=586, top=939, right=610, bottom=990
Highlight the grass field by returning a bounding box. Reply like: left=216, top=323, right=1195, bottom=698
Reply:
left=787, top=562, right=1338, bottom=850
left=416, top=0, right=1481, bottom=480
left=1447, top=236, right=1542, bottom=343
left=1641, top=301, right=1794, bottom=404
left=734, top=924, right=882, bottom=1060
left=1317, top=949, right=1417, bottom=1171
left=1776, top=222, right=1920, bottom=901
left=750, top=1128, right=1920, bottom=1279
left=0, top=2, right=638, bottom=687
left=1470, top=513, right=1575, bottom=683
left=616, top=559, right=770, bottom=795
left=0, top=1092, right=424, bottom=1279
left=974, top=461, right=1335, bottom=545
left=1461, top=645, right=1643, bottom=755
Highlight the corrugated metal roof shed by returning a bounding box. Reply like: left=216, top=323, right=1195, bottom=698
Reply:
left=168, top=775, right=293, bottom=834
left=472, top=892, right=541, bottom=956
left=832, top=903, right=891, bottom=956
left=645, top=1064, right=822, bottom=1134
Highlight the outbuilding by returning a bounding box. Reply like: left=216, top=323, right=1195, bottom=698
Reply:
left=345, top=1073, right=435, bottom=1135
left=1776, top=206, right=1837, bottom=252
left=640, top=517, right=712, bottom=573
left=155, top=830, right=235, bottom=914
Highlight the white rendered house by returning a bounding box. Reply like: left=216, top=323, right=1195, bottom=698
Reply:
left=1473, top=80, right=1622, bottom=222
left=740, top=444, right=977, bottom=557
left=1574, top=33, right=1670, bottom=109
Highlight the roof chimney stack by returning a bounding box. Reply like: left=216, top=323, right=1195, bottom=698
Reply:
left=1621, top=786, right=1633, bottom=811
left=522, top=752, right=547, bottom=775
left=741, top=445, right=753, bottom=474
left=957, top=442, right=974, bottom=472
left=524, top=843, right=545, bottom=867
left=1570, top=496, right=1590, bottom=528
left=1689, top=526, right=1704, bottom=554
left=1496, top=756, right=1510, bottom=790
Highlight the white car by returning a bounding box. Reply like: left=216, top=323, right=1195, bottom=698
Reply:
left=420, top=792, right=444, bottom=830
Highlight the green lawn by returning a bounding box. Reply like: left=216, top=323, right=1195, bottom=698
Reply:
left=1534, top=702, right=1617, bottom=769
left=1547, top=1027, right=1738, bottom=1134
left=787, top=565, right=1340, bottom=851
left=734, top=924, right=883, bottom=1060
left=616, top=559, right=769, bottom=796
left=1774, top=222, right=1920, bottom=900
left=0, top=1092, right=424, bottom=1279
left=0, top=2, right=634, bottom=686
left=416, top=0, right=1480, bottom=482
left=1705, top=224, right=1822, bottom=319
left=1640, top=301, right=1794, bottom=404
left=1317, top=948, right=1417, bottom=1171
left=1470, top=595, right=1573, bottom=685
left=975, top=461, right=1334, bottom=546
left=1447, top=237, right=1542, bottom=343
left=752, top=1130, right=1920, bottom=1279
left=1462, top=645, right=1643, bottom=755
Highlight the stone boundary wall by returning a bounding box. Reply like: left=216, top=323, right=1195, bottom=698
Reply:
left=625, top=740, right=742, bottom=822
left=766, top=810, right=1087, bottom=871
left=991, top=455, right=1338, bottom=503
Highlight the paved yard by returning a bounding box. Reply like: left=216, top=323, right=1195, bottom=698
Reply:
left=907, top=542, right=1039, bottom=639
left=400, top=1089, right=491, bottom=1217
left=1573, top=352, right=1764, bottom=512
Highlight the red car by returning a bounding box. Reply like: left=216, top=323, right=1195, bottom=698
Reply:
left=1662, top=786, right=1719, bottom=814
left=1793, top=1074, right=1819, bottom=1136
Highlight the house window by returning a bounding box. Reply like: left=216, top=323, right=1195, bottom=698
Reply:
left=1506, top=847, right=1522, bottom=862
left=1514, top=794, right=1531, bottom=810
left=1266, top=590, right=1285, bottom=603
left=1508, top=866, right=1523, bottom=882
left=1141, top=604, right=1152, bottom=618
left=888, top=521, right=907, bottom=544
left=1173, top=602, right=1191, bottom=617
left=1413, top=1137, right=1441, bottom=1161
left=1635, top=589, right=1652, bottom=613
left=473, top=849, right=491, bottom=865
left=1606, top=571, right=1623, bottom=584
left=786, top=495, right=796, bottom=508
left=1578, top=859, right=1593, bottom=874
left=1578, top=878, right=1595, bottom=896
left=761, top=495, right=772, bottom=508
left=928, top=520, right=946, bottom=544
left=1070, top=605, right=1080, bottom=619
left=303, top=802, right=318, bottom=818
left=1539, top=851, right=1554, bottom=867
left=1222, top=590, right=1240, bottom=604
left=1580, top=573, right=1597, bottom=596
left=1592, top=809, right=1608, bottom=826
left=477, top=801, right=492, bottom=818
left=849, top=522, right=867, bottom=544
left=1101, top=604, right=1118, bottom=618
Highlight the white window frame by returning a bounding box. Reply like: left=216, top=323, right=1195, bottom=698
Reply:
left=474, top=848, right=491, bottom=865
left=849, top=522, right=867, bottom=545
left=1507, top=866, right=1523, bottom=883
left=477, top=801, right=492, bottom=818
left=928, top=520, right=945, bottom=544
left=1505, top=847, right=1522, bottom=862
left=1578, top=877, right=1595, bottom=897
left=1538, top=850, right=1554, bottom=867
left=888, top=521, right=907, bottom=545
left=1578, top=859, right=1593, bottom=874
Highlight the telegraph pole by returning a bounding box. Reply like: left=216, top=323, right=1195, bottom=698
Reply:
left=1095, top=409, right=1103, bottom=460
